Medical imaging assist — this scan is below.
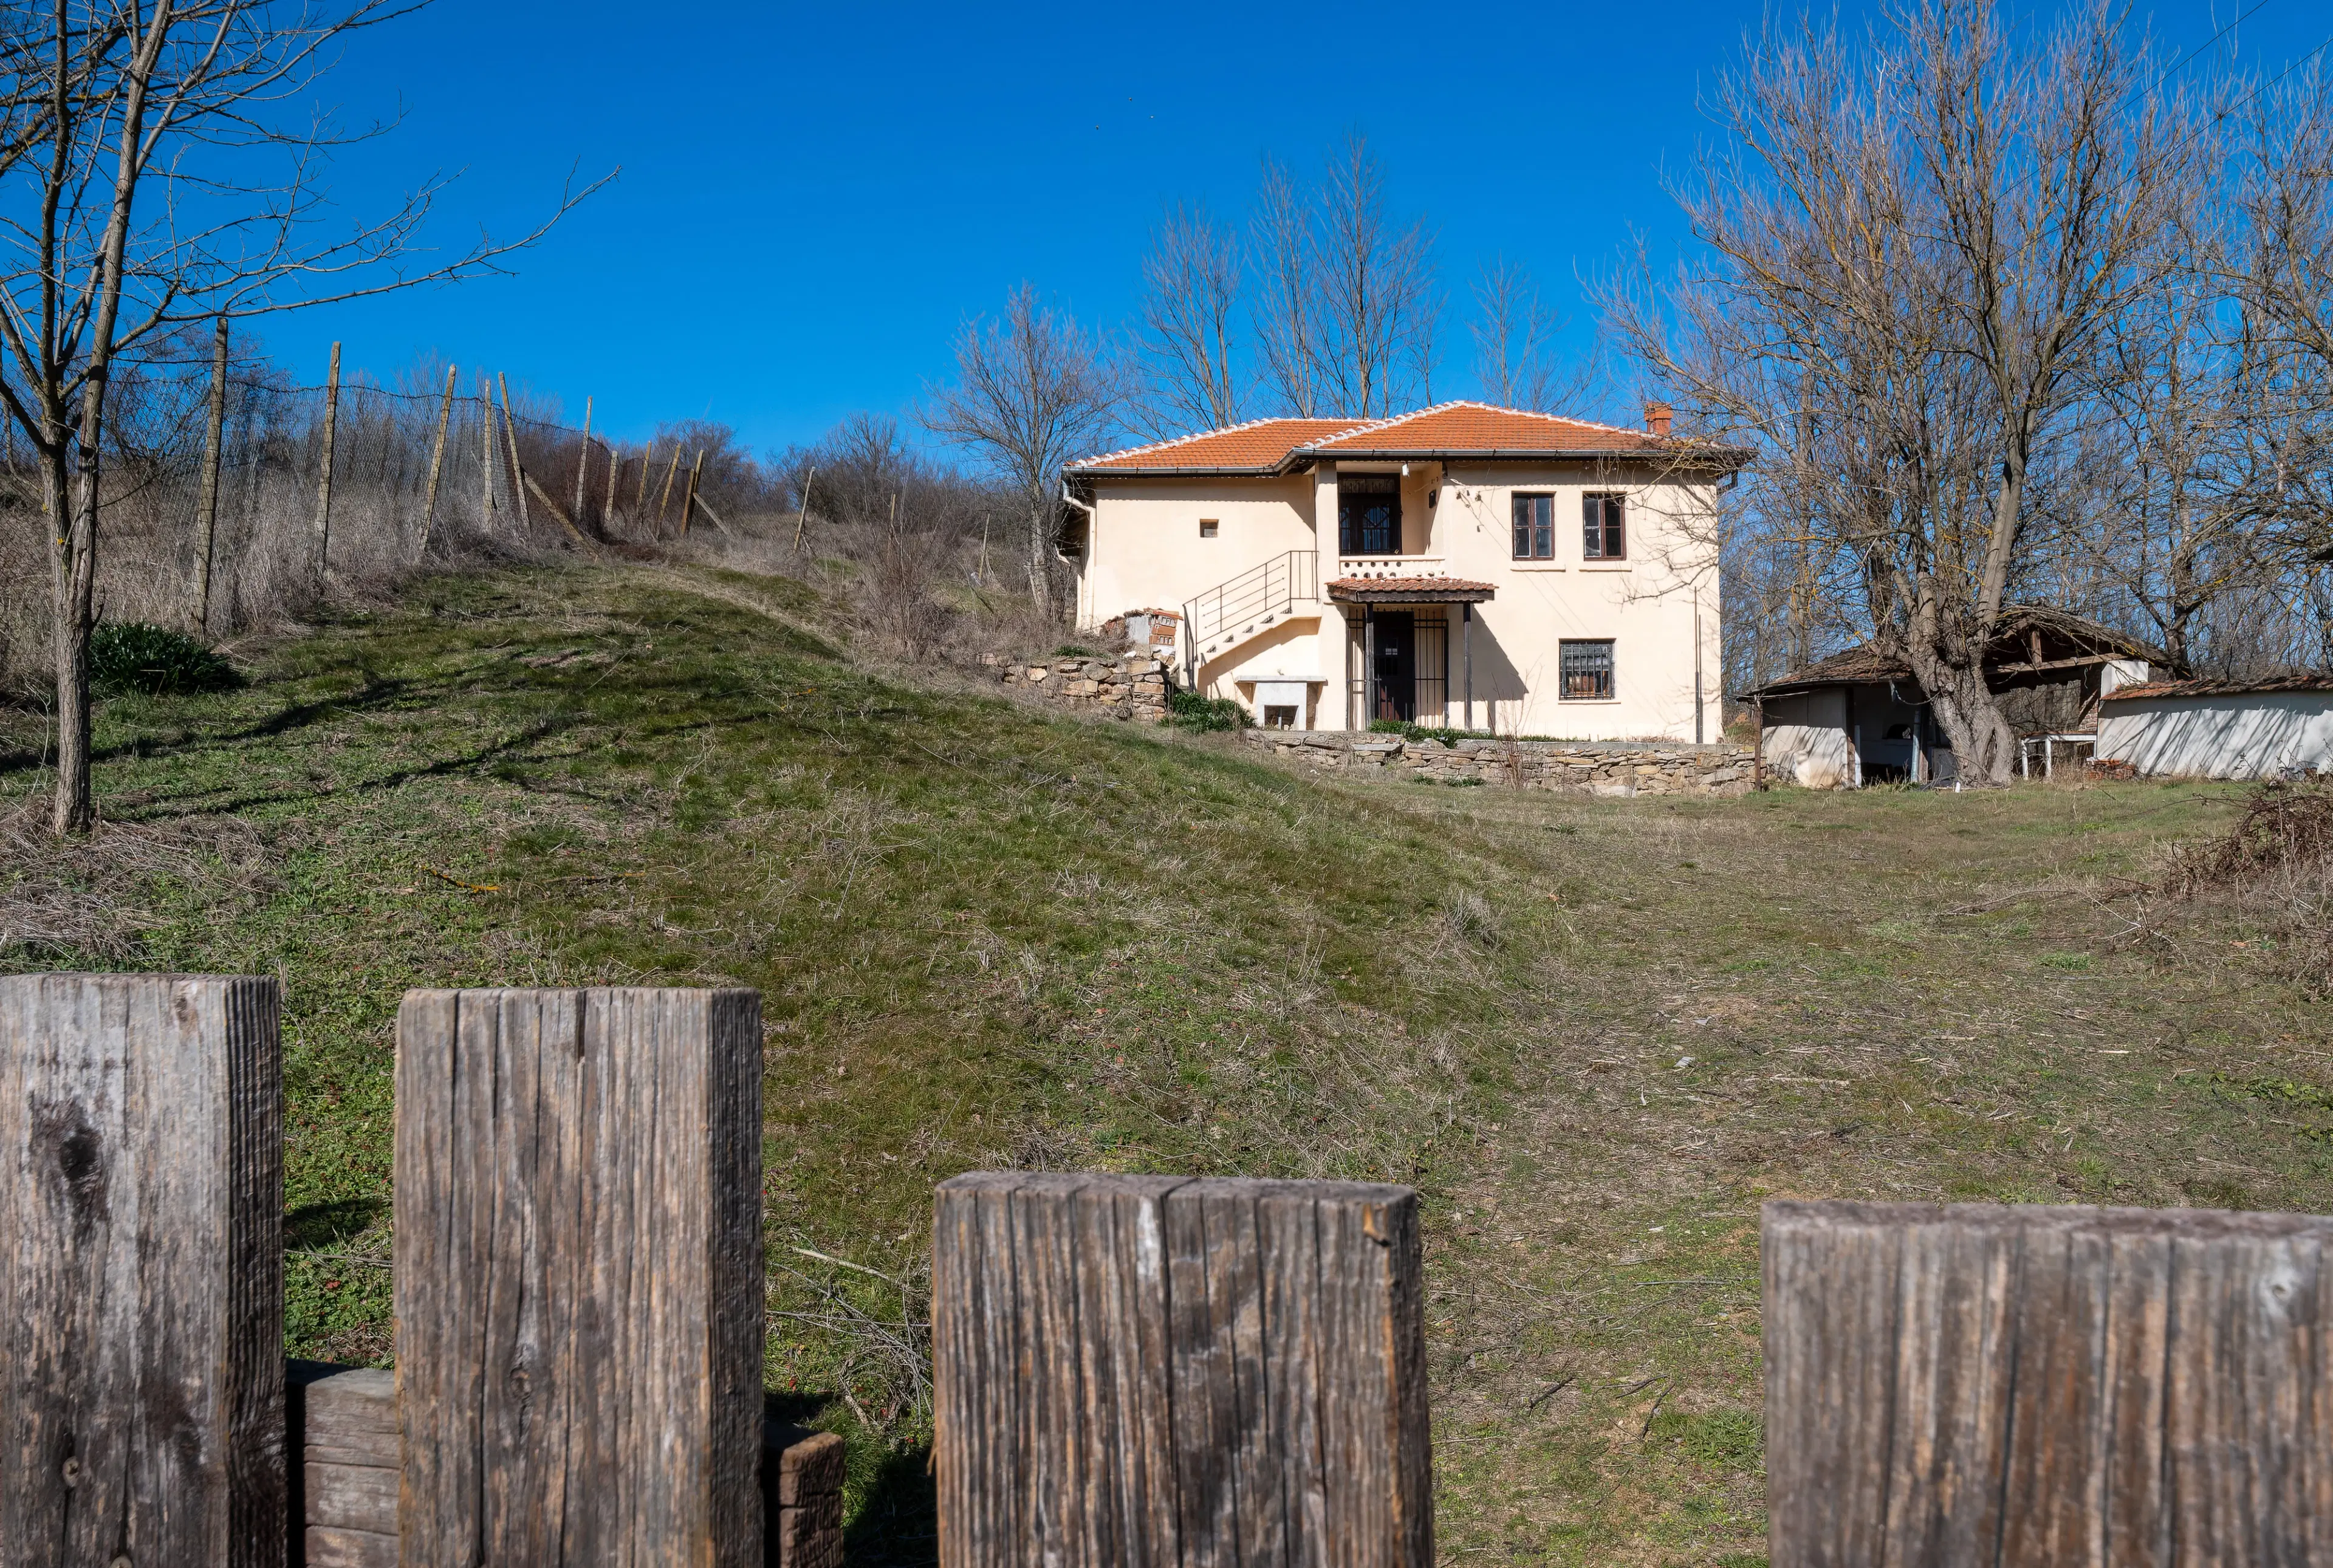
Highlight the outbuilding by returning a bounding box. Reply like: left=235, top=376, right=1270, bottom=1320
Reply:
left=2095, top=675, right=2333, bottom=779
left=1741, top=608, right=2169, bottom=788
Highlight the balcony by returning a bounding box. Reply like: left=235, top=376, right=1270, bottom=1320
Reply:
left=1335, top=554, right=1447, bottom=579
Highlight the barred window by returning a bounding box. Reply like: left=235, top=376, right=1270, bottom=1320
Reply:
left=1583, top=493, right=1626, bottom=560
left=1512, top=493, right=1554, bottom=558
left=1559, top=639, right=1615, bottom=700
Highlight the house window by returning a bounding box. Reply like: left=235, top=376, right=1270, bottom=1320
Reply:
left=1512, top=493, right=1554, bottom=559
left=1338, top=474, right=1399, bottom=555
left=1199, top=518, right=1219, bottom=538
left=1583, top=493, right=1626, bottom=560
left=1263, top=704, right=1298, bottom=728
left=1559, top=639, right=1615, bottom=700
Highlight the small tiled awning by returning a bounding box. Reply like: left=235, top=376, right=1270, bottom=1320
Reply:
left=1327, top=576, right=1496, bottom=605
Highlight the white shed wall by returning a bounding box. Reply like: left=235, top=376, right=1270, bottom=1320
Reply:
left=2096, top=692, right=2333, bottom=778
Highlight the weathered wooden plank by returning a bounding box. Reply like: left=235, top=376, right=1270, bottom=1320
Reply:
left=297, top=1366, right=397, bottom=1468
left=933, top=1172, right=1428, bottom=1568
left=1314, top=1182, right=1430, bottom=1568
left=304, top=1461, right=397, bottom=1537
left=303, top=1525, right=397, bottom=1568
left=1072, top=1175, right=1184, bottom=1564
left=394, top=987, right=764, bottom=1567
left=0, top=973, right=283, bottom=1568
left=1766, top=1200, right=2333, bottom=1568
left=765, top=1422, right=844, bottom=1568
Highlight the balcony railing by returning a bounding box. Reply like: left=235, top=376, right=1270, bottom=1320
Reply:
left=1335, top=553, right=1447, bottom=580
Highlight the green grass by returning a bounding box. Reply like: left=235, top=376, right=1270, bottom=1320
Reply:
left=1, top=560, right=2324, bottom=1564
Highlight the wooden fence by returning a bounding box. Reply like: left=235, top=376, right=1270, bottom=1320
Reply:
left=1767, top=1199, right=2333, bottom=1566
left=0, top=974, right=841, bottom=1568
left=931, top=1172, right=1433, bottom=1568
left=12, top=971, right=2331, bottom=1568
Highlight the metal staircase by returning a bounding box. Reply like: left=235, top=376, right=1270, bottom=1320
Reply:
left=1180, top=550, right=1318, bottom=679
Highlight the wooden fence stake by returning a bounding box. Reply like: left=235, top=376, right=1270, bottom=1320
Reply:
left=637, top=440, right=655, bottom=516
left=1766, top=1200, right=2333, bottom=1566
left=496, top=372, right=530, bottom=531
left=933, top=1173, right=1432, bottom=1567
left=394, top=988, right=765, bottom=1566
left=419, top=364, right=456, bottom=556
left=574, top=394, right=592, bottom=526
left=655, top=445, right=683, bottom=534
left=195, top=314, right=228, bottom=632
left=0, top=973, right=284, bottom=1568
left=314, top=340, right=340, bottom=577
left=478, top=373, right=498, bottom=526
left=679, top=448, right=704, bottom=537
left=792, top=465, right=815, bottom=552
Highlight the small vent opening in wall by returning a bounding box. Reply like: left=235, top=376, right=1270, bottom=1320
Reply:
left=1199, top=518, right=1219, bottom=538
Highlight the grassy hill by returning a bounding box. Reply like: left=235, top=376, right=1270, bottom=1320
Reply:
left=2, top=561, right=2323, bottom=1564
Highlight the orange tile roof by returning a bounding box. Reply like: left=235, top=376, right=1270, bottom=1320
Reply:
left=1072, top=402, right=1721, bottom=474
left=1313, top=402, right=1666, bottom=456
left=1076, top=417, right=1365, bottom=473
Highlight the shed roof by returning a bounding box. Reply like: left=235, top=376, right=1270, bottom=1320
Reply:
left=1741, top=609, right=2171, bottom=699
left=2101, top=674, right=2333, bottom=703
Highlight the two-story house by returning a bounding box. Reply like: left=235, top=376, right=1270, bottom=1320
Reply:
left=1061, top=402, right=1740, bottom=738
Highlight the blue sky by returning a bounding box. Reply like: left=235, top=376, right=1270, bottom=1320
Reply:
left=271, top=0, right=2328, bottom=456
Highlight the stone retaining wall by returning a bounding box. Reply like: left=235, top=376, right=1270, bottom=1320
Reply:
left=984, top=650, right=1172, bottom=724
left=1242, top=729, right=1755, bottom=796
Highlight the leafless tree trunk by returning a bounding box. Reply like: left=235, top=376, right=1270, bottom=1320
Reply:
left=0, top=0, right=604, bottom=834
left=921, top=285, right=1123, bottom=612
left=1135, top=202, right=1243, bottom=437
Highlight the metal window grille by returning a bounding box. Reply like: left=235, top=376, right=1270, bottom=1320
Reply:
left=1560, top=638, right=1615, bottom=700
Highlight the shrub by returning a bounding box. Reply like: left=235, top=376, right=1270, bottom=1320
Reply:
left=1053, top=643, right=1097, bottom=659
left=1165, top=688, right=1247, bottom=732
left=89, top=620, right=241, bottom=696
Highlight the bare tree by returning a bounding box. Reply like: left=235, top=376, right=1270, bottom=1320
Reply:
left=922, top=284, right=1123, bottom=611
left=1609, top=0, right=2196, bottom=782
left=1471, top=255, right=1584, bottom=411
left=1249, top=134, right=1439, bottom=420
left=0, top=0, right=601, bottom=834
left=1134, top=201, right=1242, bottom=437
left=1249, top=156, right=1321, bottom=417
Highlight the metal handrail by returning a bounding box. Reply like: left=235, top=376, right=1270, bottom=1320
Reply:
left=1181, top=550, right=1317, bottom=679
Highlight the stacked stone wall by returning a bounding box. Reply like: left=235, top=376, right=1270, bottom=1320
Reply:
left=1241, top=729, right=1754, bottom=796
left=984, top=650, right=1172, bottom=724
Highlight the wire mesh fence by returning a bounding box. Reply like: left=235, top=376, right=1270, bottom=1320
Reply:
left=0, top=366, right=735, bottom=682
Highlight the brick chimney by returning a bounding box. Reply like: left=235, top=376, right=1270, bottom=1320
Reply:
left=1645, top=402, right=1673, bottom=437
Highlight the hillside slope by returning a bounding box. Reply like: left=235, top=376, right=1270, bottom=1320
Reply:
left=2, top=562, right=2323, bottom=1564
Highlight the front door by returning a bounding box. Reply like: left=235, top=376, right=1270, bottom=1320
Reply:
left=1372, top=611, right=1416, bottom=722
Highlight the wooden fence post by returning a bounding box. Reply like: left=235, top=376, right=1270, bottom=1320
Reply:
left=574, top=394, right=592, bottom=525
left=496, top=373, right=530, bottom=531
left=1765, top=1199, right=2333, bottom=1566
left=419, top=363, right=456, bottom=556
left=0, top=973, right=284, bottom=1568
left=933, top=1173, right=1432, bottom=1567
left=680, top=448, right=705, bottom=537
left=393, top=988, right=765, bottom=1566
left=195, top=314, right=228, bottom=632
left=314, top=341, right=340, bottom=578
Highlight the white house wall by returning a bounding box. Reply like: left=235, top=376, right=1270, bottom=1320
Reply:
left=2097, top=693, right=2333, bottom=778
left=1075, top=460, right=1721, bottom=739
